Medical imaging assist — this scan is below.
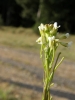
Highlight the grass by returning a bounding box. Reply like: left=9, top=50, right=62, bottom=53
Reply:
left=0, top=26, right=39, bottom=51
left=0, top=26, right=75, bottom=61
left=0, top=87, right=19, bottom=100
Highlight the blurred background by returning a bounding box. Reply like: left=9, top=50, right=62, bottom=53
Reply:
left=0, top=0, right=75, bottom=100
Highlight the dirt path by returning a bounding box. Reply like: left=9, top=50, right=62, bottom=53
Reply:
left=0, top=46, right=75, bottom=100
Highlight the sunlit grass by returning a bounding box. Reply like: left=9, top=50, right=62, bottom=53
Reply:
left=0, top=26, right=75, bottom=61
left=0, top=26, right=39, bottom=51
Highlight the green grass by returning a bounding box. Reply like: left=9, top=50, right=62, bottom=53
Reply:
left=0, top=88, right=19, bottom=100
left=0, top=26, right=75, bottom=61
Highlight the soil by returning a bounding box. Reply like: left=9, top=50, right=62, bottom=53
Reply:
left=0, top=46, right=75, bottom=100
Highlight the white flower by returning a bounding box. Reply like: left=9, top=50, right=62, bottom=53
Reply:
left=68, top=41, right=72, bottom=47
left=38, top=23, right=45, bottom=31
left=48, top=36, right=55, bottom=47
left=65, top=33, right=69, bottom=38
left=48, top=36, right=55, bottom=41
left=54, top=22, right=57, bottom=29
left=36, top=37, right=42, bottom=44
left=54, top=22, right=60, bottom=29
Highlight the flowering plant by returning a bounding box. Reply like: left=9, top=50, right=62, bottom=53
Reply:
left=36, top=22, right=72, bottom=100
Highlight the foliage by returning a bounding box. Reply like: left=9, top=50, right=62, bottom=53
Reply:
left=0, top=0, right=75, bottom=33
left=0, top=15, right=3, bottom=25
left=0, top=0, right=39, bottom=27
left=34, top=0, right=75, bottom=34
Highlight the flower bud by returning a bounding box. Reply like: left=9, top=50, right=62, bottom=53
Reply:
left=53, top=22, right=60, bottom=29
left=59, top=41, right=72, bottom=47
left=60, top=33, right=69, bottom=39
left=36, top=37, right=42, bottom=44
left=48, top=36, right=55, bottom=48
left=54, top=22, right=57, bottom=29
left=67, top=41, right=72, bottom=47
left=65, top=33, right=69, bottom=38
left=38, top=23, right=45, bottom=31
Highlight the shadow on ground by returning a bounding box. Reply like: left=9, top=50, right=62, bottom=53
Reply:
left=0, top=77, right=75, bottom=100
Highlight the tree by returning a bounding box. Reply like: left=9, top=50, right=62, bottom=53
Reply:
left=0, top=0, right=39, bottom=27
left=0, top=0, right=75, bottom=33
left=16, top=0, right=39, bottom=27
left=0, top=0, right=22, bottom=26
left=35, top=0, right=75, bottom=34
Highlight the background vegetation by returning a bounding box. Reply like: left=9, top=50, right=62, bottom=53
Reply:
left=0, top=0, right=75, bottom=34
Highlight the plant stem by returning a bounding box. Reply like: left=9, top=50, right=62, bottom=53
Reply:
left=42, top=48, right=55, bottom=100
left=42, top=78, right=50, bottom=100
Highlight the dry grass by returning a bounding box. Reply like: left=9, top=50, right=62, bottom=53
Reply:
left=0, top=26, right=75, bottom=61
left=0, top=26, right=39, bottom=51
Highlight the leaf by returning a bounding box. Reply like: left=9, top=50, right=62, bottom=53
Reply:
left=54, top=57, right=64, bottom=70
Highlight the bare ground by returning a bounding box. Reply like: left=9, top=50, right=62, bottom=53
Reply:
left=0, top=46, right=75, bottom=100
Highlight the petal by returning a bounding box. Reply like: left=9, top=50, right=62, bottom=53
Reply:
left=38, top=23, right=45, bottom=31
left=54, top=22, right=60, bottom=29
left=54, top=22, right=57, bottom=29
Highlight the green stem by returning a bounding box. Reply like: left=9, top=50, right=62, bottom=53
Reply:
left=42, top=79, right=50, bottom=100
left=49, top=47, right=55, bottom=69
left=42, top=47, right=55, bottom=100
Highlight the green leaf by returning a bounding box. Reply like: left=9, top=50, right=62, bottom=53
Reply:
left=54, top=57, right=64, bottom=70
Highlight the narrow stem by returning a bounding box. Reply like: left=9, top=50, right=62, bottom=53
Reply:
left=49, top=47, right=55, bottom=69
left=54, top=52, right=61, bottom=69
left=42, top=79, right=50, bottom=100
left=42, top=47, right=55, bottom=100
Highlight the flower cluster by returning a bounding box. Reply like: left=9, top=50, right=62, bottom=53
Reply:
left=36, top=22, right=72, bottom=100
left=36, top=22, right=72, bottom=51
